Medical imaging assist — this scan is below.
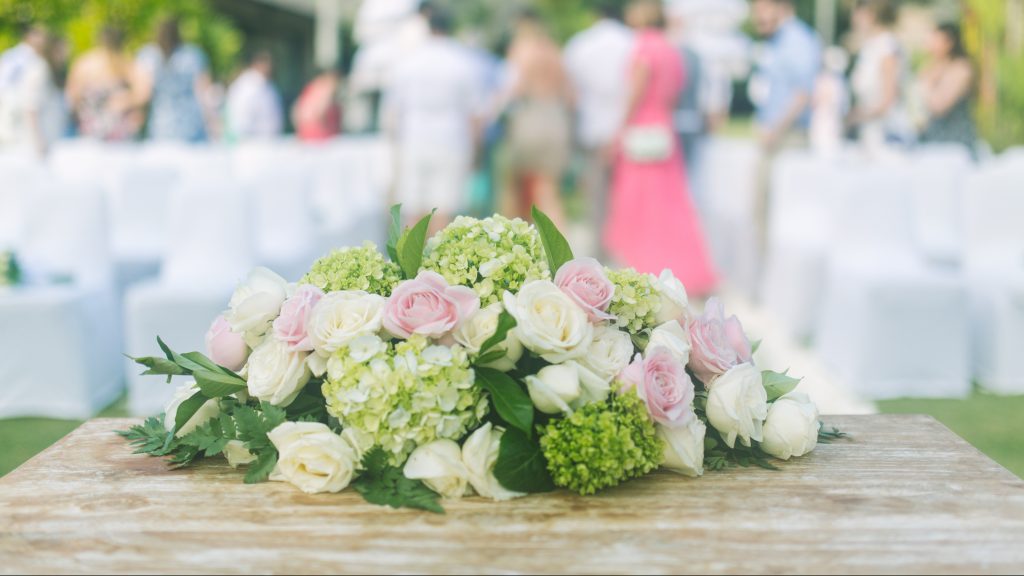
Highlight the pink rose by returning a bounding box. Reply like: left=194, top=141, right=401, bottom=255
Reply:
left=383, top=271, right=481, bottom=339
left=617, top=350, right=695, bottom=427
left=688, top=298, right=753, bottom=385
left=554, top=257, right=615, bottom=322
left=205, top=315, right=249, bottom=371
left=272, top=285, right=324, bottom=351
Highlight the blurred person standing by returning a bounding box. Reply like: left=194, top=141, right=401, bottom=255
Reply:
left=65, top=26, right=146, bottom=141
left=810, top=46, right=851, bottom=157
left=665, top=6, right=709, bottom=216
left=564, top=0, right=634, bottom=250
left=916, top=23, right=975, bottom=154
left=293, top=67, right=343, bottom=142
left=0, top=25, right=64, bottom=156
left=499, top=10, right=574, bottom=229
left=847, top=0, right=912, bottom=149
left=136, top=18, right=215, bottom=142
left=605, top=0, right=717, bottom=295
left=225, top=50, right=283, bottom=141
left=383, top=6, right=483, bottom=229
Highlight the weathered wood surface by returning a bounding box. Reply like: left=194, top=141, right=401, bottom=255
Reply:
left=1, top=415, right=1023, bottom=575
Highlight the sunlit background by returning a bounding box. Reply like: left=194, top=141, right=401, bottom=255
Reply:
left=1, top=0, right=1022, bottom=478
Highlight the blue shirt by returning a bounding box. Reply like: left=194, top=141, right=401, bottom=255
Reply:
left=753, top=18, right=822, bottom=130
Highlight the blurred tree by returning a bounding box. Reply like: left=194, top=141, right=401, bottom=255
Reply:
left=964, top=0, right=1024, bottom=151
left=0, top=0, right=242, bottom=80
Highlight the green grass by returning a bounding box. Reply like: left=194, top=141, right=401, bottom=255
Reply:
left=877, top=392, right=1024, bottom=479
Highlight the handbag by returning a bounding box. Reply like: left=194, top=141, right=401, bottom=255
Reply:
left=622, top=125, right=674, bottom=163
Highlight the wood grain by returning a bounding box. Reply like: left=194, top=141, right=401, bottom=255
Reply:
left=1, top=415, right=1022, bottom=575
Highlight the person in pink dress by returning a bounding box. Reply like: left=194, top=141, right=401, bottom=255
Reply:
left=604, top=0, right=718, bottom=297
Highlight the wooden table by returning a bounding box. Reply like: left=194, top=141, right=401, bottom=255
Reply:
left=1, top=415, right=1023, bottom=575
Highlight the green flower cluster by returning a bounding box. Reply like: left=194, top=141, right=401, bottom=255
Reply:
left=606, top=267, right=662, bottom=334
left=301, top=242, right=402, bottom=295
left=0, top=251, right=19, bottom=287
left=539, top=390, right=662, bottom=495
left=423, top=215, right=550, bottom=305
left=321, top=335, right=489, bottom=465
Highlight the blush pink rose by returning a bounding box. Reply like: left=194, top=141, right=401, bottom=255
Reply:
left=205, top=314, right=249, bottom=371
left=617, top=350, right=695, bottom=427
left=383, top=271, right=481, bottom=339
left=272, top=284, right=324, bottom=351
left=554, top=257, right=615, bottom=322
left=688, top=297, right=753, bottom=385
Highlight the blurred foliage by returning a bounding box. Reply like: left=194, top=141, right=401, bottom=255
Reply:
left=964, top=0, right=1024, bottom=151
left=0, top=0, right=243, bottom=80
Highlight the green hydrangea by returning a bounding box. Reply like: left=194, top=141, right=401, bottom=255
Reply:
left=321, top=335, right=488, bottom=465
left=540, top=390, right=662, bottom=496
left=301, top=242, right=402, bottom=295
left=423, top=215, right=550, bottom=305
left=606, top=268, right=662, bottom=334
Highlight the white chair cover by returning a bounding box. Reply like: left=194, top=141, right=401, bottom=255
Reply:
left=311, top=137, right=390, bottom=251
left=701, top=138, right=760, bottom=296
left=910, top=145, right=972, bottom=265
left=0, top=154, right=43, bottom=249
left=108, top=163, right=179, bottom=264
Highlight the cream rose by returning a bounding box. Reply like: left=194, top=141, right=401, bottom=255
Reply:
left=403, top=440, right=471, bottom=499
left=525, top=363, right=582, bottom=414
left=503, top=280, right=593, bottom=363
left=647, top=320, right=691, bottom=365
left=569, top=361, right=612, bottom=408
left=705, top=363, right=768, bottom=448
left=658, top=418, right=706, bottom=477
left=223, top=440, right=257, bottom=468
left=453, top=302, right=524, bottom=372
left=225, top=267, right=290, bottom=346
left=308, top=291, right=386, bottom=356
left=268, top=422, right=359, bottom=494
left=246, top=338, right=311, bottom=407
left=164, top=381, right=219, bottom=437
left=652, top=269, right=691, bottom=325
left=462, top=423, right=525, bottom=501
left=761, top=392, right=820, bottom=460
left=579, top=325, right=634, bottom=382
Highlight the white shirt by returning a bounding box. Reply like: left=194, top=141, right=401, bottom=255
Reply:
left=384, top=36, right=484, bottom=154
left=564, top=19, right=634, bottom=148
left=851, top=32, right=912, bottom=145
left=0, top=44, right=64, bottom=150
left=225, top=69, right=283, bottom=140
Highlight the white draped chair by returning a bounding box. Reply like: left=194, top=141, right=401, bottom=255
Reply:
left=964, top=154, right=1024, bottom=394
left=0, top=177, right=122, bottom=418
left=701, top=138, right=760, bottom=297
left=909, top=145, right=973, bottom=265
left=0, top=154, right=43, bottom=250
left=815, top=159, right=971, bottom=399
left=310, top=138, right=390, bottom=253
left=123, top=174, right=253, bottom=416
left=107, top=162, right=179, bottom=287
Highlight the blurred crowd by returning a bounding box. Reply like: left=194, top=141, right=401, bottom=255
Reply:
left=0, top=0, right=980, bottom=295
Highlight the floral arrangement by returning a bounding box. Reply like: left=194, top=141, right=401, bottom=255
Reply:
left=121, top=207, right=841, bottom=513
left=0, top=250, right=21, bottom=287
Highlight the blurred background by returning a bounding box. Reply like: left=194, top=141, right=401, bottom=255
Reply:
left=1, top=0, right=1022, bottom=478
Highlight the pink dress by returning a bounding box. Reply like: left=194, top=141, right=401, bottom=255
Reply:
left=604, top=30, right=718, bottom=296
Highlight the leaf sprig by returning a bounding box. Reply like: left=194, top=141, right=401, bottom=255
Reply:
left=352, top=447, right=444, bottom=514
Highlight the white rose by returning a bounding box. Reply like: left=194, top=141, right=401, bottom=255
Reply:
left=652, top=269, right=690, bottom=325
left=268, top=422, right=358, bottom=494
left=658, top=419, right=706, bottom=477
left=246, top=338, right=311, bottom=407
left=164, top=381, right=219, bottom=437
left=462, top=423, right=525, bottom=501
left=223, top=440, right=257, bottom=468
left=308, top=291, right=386, bottom=355
left=225, top=267, right=289, bottom=346
left=761, top=392, right=820, bottom=460
left=453, top=302, right=524, bottom=372
left=647, top=320, right=692, bottom=365
left=403, top=440, right=470, bottom=499
left=525, top=363, right=581, bottom=414
left=706, top=363, right=768, bottom=448
left=569, top=361, right=611, bottom=409
left=579, top=325, right=634, bottom=382
left=503, top=281, right=593, bottom=364
left=341, top=427, right=374, bottom=464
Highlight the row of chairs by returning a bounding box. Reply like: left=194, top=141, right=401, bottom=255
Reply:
left=0, top=138, right=392, bottom=418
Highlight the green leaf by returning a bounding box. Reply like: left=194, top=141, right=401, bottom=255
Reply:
left=751, top=339, right=762, bottom=355
left=818, top=425, right=849, bottom=443
left=352, top=448, right=444, bottom=514
left=245, top=450, right=278, bottom=484
left=193, top=369, right=247, bottom=398
left=476, top=311, right=517, bottom=360
left=132, top=356, right=187, bottom=382
left=386, top=204, right=402, bottom=262
left=475, top=368, right=534, bottom=437
left=532, top=205, right=574, bottom=275
left=396, top=209, right=434, bottom=279
left=181, top=351, right=239, bottom=376
left=762, top=369, right=801, bottom=402
left=174, top=391, right=212, bottom=433
left=117, top=416, right=176, bottom=456
left=493, top=428, right=555, bottom=494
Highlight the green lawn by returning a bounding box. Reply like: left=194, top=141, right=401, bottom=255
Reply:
left=877, top=392, right=1024, bottom=479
